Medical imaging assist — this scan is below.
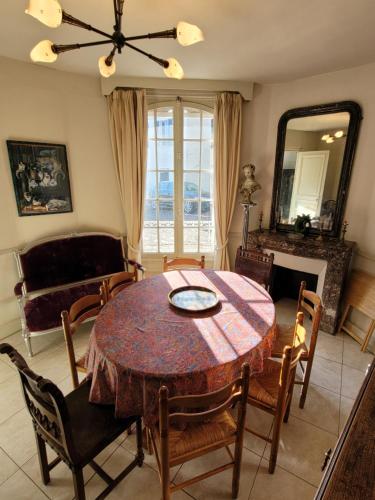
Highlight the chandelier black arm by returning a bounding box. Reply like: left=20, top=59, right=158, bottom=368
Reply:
left=124, top=41, right=169, bottom=68
left=52, top=40, right=115, bottom=54
left=126, top=28, right=177, bottom=42
left=62, top=11, right=113, bottom=40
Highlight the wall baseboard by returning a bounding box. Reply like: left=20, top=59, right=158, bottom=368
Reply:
left=0, top=318, right=20, bottom=340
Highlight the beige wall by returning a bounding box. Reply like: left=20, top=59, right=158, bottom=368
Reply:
left=230, top=61, right=375, bottom=276
left=0, top=56, right=124, bottom=337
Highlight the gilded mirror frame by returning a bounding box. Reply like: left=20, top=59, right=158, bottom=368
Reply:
left=270, top=101, right=362, bottom=238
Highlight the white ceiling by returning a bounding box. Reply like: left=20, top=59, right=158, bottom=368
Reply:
left=288, top=112, right=350, bottom=131
left=1, top=0, right=375, bottom=83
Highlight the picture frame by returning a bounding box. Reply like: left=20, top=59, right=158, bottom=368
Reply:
left=6, top=140, right=73, bottom=217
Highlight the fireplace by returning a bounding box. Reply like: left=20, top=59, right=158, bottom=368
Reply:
left=271, top=265, right=318, bottom=302
left=247, top=230, right=355, bottom=334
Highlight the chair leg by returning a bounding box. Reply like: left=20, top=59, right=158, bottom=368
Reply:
left=269, top=412, right=283, bottom=473
left=135, top=418, right=145, bottom=467
left=35, top=432, right=50, bottom=485
left=23, top=329, right=33, bottom=357
left=232, top=442, right=244, bottom=499
left=72, top=467, right=85, bottom=500
left=299, top=359, right=313, bottom=409
left=284, top=379, right=296, bottom=423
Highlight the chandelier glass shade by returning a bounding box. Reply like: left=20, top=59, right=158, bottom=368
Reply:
left=25, top=0, right=204, bottom=79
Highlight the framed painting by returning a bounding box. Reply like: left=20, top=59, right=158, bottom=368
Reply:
left=7, top=140, right=73, bottom=216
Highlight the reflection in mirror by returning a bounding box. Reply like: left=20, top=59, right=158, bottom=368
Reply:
left=279, top=112, right=350, bottom=231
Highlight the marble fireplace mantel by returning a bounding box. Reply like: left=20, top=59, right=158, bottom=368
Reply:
left=247, top=230, right=355, bottom=334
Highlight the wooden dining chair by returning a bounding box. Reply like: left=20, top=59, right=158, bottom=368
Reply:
left=271, top=281, right=323, bottom=408
left=149, top=363, right=250, bottom=500
left=61, top=291, right=104, bottom=389
left=234, top=246, right=274, bottom=291
left=102, top=259, right=145, bottom=303
left=246, top=321, right=306, bottom=473
left=0, top=343, right=143, bottom=500
left=163, top=255, right=205, bottom=272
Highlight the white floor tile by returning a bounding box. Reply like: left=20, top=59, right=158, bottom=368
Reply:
left=0, top=374, right=25, bottom=424
left=0, top=469, right=48, bottom=499
left=0, top=447, right=18, bottom=485
left=310, top=356, right=342, bottom=394
left=249, top=458, right=316, bottom=500
left=341, top=364, right=366, bottom=399
left=291, top=383, right=340, bottom=435
left=0, top=408, right=37, bottom=466
left=22, top=441, right=120, bottom=500
left=0, top=359, right=17, bottom=384
left=174, top=447, right=261, bottom=500
left=315, top=331, right=343, bottom=364
left=342, top=334, right=374, bottom=372
left=263, top=415, right=337, bottom=487
left=339, top=395, right=355, bottom=434
left=241, top=405, right=273, bottom=457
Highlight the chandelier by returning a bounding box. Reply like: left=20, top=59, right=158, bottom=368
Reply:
left=25, top=0, right=204, bottom=79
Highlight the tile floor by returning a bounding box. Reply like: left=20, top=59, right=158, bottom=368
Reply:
left=0, top=298, right=373, bottom=500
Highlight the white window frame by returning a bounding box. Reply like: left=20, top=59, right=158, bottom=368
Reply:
left=142, top=99, right=215, bottom=267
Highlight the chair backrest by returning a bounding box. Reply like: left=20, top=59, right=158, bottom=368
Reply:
left=159, top=363, right=249, bottom=462
left=0, top=343, right=78, bottom=464
left=277, top=325, right=306, bottom=411
left=297, top=281, right=323, bottom=355
left=234, top=247, right=274, bottom=290
left=163, top=255, right=205, bottom=272
left=61, top=294, right=102, bottom=387
left=105, top=270, right=137, bottom=301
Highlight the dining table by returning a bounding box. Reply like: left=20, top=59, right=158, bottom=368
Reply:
left=85, top=269, right=276, bottom=425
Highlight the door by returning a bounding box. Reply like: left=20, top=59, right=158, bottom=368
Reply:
left=289, top=150, right=329, bottom=220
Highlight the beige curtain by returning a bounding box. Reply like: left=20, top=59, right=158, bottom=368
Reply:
left=107, top=89, right=147, bottom=262
left=214, top=92, right=242, bottom=270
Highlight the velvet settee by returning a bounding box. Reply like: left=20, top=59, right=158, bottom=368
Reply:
left=14, top=231, right=133, bottom=356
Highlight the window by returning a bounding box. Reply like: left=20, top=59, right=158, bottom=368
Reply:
left=143, top=101, right=214, bottom=255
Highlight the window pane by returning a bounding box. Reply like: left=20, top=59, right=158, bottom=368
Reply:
left=202, top=112, right=213, bottom=140
left=159, top=226, right=174, bottom=253
left=145, top=171, right=156, bottom=199
left=148, top=111, right=155, bottom=139
left=184, top=227, right=199, bottom=253
left=184, top=172, right=199, bottom=199
left=184, top=200, right=199, bottom=221
left=143, top=226, right=158, bottom=252
left=200, top=225, right=215, bottom=253
left=201, top=201, right=213, bottom=221
left=184, top=141, right=200, bottom=170
left=157, top=140, right=174, bottom=170
left=201, top=172, right=212, bottom=199
left=156, top=108, right=173, bottom=138
left=158, top=172, right=174, bottom=199
left=201, top=141, right=213, bottom=170
left=184, top=108, right=201, bottom=139
left=159, top=200, right=174, bottom=222
left=147, top=140, right=156, bottom=170
left=144, top=199, right=157, bottom=221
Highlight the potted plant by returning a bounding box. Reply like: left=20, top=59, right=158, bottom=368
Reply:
left=294, top=214, right=311, bottom=237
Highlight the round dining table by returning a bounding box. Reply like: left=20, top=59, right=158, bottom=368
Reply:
left=86, top=269, right=276, bottom=425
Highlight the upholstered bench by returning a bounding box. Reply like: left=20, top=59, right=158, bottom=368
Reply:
left=14, top=232, right=134, bottom=356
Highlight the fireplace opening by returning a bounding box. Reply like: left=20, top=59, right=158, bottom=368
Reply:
left=270, top=265, right=318, bottom=302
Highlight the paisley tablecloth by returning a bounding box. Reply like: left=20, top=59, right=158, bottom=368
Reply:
left=86, top=269, right=275, bottom=425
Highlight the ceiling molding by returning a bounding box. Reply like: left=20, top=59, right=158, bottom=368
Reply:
left=100, top=76, right=253, bottom=101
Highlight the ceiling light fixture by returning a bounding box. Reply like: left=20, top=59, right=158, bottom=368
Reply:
left=25, top=0, right=204, bottom=79
left=321, top=130, right=346, bottom=143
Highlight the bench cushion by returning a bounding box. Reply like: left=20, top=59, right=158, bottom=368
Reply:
left=19, top=235, right=124, bottom=292
left=24, top=282, right=101, bottom=332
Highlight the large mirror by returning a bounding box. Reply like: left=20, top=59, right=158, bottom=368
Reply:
left=270, top=101, right=362, bottom=237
